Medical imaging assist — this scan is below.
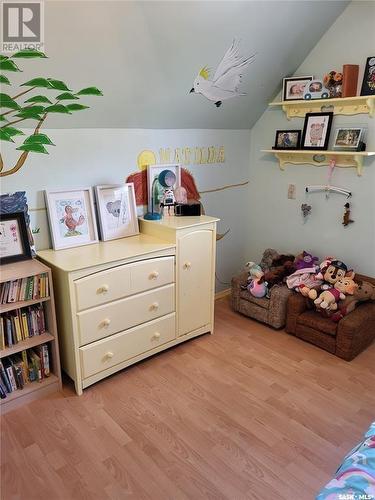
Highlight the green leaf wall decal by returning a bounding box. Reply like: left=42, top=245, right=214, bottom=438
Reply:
left=66, top=103, right=89, bottom=111
left=44, top=104, right=71, bottom=114
left=11, top=49, right=47, bottom=59
left=1, top=127, right=24, bottom=137
left=24, top=133, right=55, bottom=145
left=76, top=87, right=103, bottom=96
left=17, top=143, right=49, bottom=154
left=21, top=77, right=52, bottom=88
left=15, top=111, right=42, bottom=120
left=47, top=79, right=71, bottom=91
left=0, top=93, right=20, bottom=109
left=56, top=92, right=79, bottom=101
left=20, top=105, right=45, bottom=114
left=0, top=129, right=14, bottom=142
left=0, top=75, right=11, bottom=85
left=0, top=59, right=21, bottom=72
left=24, top=95, right=52, bottom=104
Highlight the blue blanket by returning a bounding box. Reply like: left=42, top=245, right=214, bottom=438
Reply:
left=317, top=422, right=375, bottom=500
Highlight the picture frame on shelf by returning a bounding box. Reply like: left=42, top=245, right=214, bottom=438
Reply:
left=94, top=184, right=139, bottom=241
left=301, top=112, right=333, bottom=150
left=147, top=164, right=181, bottom=216
left=273, top=130, right=301, bottom=150
left=332, top=127, right=365, bottom=151
left=44, top=187, right=98, bottom=250
left=360, top=56, right=375, bottom=96
left=282, top=76, right=314, bottom=101
left=0, top=191, right=36, bottom=256
left=0, top=212, right=32, bottom=265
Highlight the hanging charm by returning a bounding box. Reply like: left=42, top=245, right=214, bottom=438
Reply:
left=301, top=203, right=312, bottom=222
left=342, top=202, right=354, bottom=227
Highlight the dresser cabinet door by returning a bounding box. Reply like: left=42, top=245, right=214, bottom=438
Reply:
left=177, top=229, right=214, bottom=336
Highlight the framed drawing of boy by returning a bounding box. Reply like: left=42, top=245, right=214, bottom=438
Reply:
left=45, top=187, right=98, bottom=250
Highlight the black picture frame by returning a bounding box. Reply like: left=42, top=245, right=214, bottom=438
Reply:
left=0, top=212, right=32, bottom=265
left=273, top=130, right=301, bottom=150
left=282, top=76, right=314, bottom=101
left=301, top=112, right=333, bottom=151
left=360, top=56, right=375, bottom=96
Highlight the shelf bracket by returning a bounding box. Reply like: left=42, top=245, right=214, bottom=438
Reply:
left=354, top=155, right=364, bottom=176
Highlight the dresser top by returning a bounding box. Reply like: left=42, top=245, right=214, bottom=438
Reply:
left=37, top=234, right=176, bottom=272
left=140, top=215, right=219, bottom=230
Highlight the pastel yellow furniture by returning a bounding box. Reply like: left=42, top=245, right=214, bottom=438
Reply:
left=38, top=216, right=218, bottom=395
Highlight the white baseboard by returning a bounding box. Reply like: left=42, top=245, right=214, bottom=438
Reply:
left=215, top=288, right=231, bottom=300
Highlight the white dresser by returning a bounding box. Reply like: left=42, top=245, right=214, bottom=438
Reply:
left=38, top=216, right=218, bottom=395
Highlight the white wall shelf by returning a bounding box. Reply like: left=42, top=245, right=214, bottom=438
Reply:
left=269, top=95, right=375, bottom=119
left=261, top=150, right=375, bottom=176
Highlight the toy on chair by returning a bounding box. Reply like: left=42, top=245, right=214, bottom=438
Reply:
left=245, top=262, right=268, bottom=298
left=314, top=271, right=357, bottom=311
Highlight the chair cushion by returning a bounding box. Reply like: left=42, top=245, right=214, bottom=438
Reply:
left=239, top=289, right=270, bottom=310
left=297, top=310, right=338, bottom=336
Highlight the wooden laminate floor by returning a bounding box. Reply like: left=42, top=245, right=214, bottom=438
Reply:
left=1, top=297, right=375, bottom=500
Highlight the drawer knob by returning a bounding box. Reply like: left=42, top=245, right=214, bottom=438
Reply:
left=98, top=284, right=109, bottom=294
left=105, top=351, right=114, bottom=359
left=102, top=318, right=111, bottom=327
left=184, top=261, right=192, bottom=270
left=149, top=271, right=159, bottom=280
left=150, top=302, right=159, bottom=311
left=153, top=332, right=161, bottom=340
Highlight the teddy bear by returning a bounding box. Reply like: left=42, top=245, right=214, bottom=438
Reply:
left=263, top=254, right=296, bottom=287
left=286, top=265, right=323, bottom=299
left=331, top=281, right=375, bottom=322
left=244, top=262, right=268, bottom=298
left=314, top=271, right=357, bottom=311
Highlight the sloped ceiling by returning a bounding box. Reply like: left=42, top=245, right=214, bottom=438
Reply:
left=8, top=0, right=349, bottom=129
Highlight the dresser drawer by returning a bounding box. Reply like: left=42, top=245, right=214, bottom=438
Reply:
left=77, top=284, right=175, bottom=345
left=80, top=313, right=176, bottom=378
left=75, top=265, right=131, bottom=311
left=75, top=256, right=174, bottom=312
left=130, top=256, right=174, bottom=295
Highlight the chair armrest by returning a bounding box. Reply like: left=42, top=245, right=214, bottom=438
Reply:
left=268, top=285, right=292, bottom=329
left=231, top=271, right=248, bottom=310
left=336, top=302, right=375, bottom=360
left=285, top=292, right=309, bottom=334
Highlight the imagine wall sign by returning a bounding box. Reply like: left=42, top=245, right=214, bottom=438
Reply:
left=137, top=146, right=225, bottom=170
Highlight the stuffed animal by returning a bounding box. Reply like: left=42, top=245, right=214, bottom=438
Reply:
left=286, top=266, right=323, bottom=299
left=331, top=281, right=375, bottom=322
left=314, top=271, right=357, bottom=311
left=309, top=257, right=348, bottom=300
left=259, top=248, right=279, bottom=272
left=245, top=262, right=268, bottom=298
left=295, top=251, right=319, bottom=270
left=264, top=254, right=295, bottom=288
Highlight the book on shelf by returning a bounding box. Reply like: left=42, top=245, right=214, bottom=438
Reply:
left=0, top=273, right=49, bottom=305
left=0, top=303, right=47, bottom=349
left=0, top=344, right=51, bottom=400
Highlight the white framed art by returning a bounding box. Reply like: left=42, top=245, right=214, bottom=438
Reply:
left=94, top=183, right=139, bottom=241
left=44, top=187, right=98, bottom=250
left=147, top=164, right=181, bottom=215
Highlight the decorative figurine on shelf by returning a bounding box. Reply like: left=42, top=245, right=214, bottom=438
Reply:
left=160, top=188, right=177, bottom=216
left=303, top=80, right=330, bottom=100
left=323, top=70, right=343, bottom=98
left=342, top=202, right=354, bottom=227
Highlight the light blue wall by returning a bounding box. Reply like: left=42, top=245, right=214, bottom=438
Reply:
left=246, top=1, right=375, bottom=276
left=1, top=128, right=251, bottom=291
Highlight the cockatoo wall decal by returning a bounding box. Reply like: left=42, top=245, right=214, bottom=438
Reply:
left=190, top=39, right=256, bottom=107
